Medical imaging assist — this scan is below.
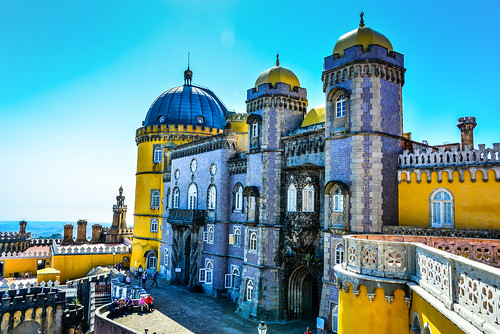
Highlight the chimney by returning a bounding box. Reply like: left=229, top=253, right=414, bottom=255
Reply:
left=19, top=221, right=27, bottom=234
left=75, top=219, right=88, bottom=244
left=457, top=117, right=477, bottom=150
left=61, top=224, right=74, bottom=245
left=90, top=224, right=103, bottom=244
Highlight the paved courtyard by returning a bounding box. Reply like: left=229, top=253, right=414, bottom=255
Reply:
left=113, top=277, right=318, bottom=334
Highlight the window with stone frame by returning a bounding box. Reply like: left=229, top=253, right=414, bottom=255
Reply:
left=164, top=249, right=169, bottom=267
left=205, top=259, right=213, bottom=284
left=150, top=189, right=161, bottom=209
left=188, top=183, right=197, bottom=210
left=252, top=122, right=259, bottom=138
left=153, top=145, right=163, bottom=163
left=245, top=279, right=254, bottom=301
left=336, top=94, right=346, bottom=118
left=150, top=218, right=158, bottom=232
left=335, top=243, right=344, bottom=265
left=287, top=184, right=297, bottom=212
left=333, top=188, right=344, bottom=213
left=165, top=188, right=170, bottom=210
left=430, top=188, right=454, bottom=228
left=172, top=187, right=180, bottom=208
left=302, top=184, right=315, bottom=212
left=233, top=183, right=244, bottom=212
left=147, top=253, right=157, bottom=269
left=249, top=230, right=257, bottom=251
left=233, top=226, right=241, bottom=247
left=207, top=185, right=217, bottom=210
left=207, top=224, right=215, bottom=244
left=231, top=265, right=240, bottom=290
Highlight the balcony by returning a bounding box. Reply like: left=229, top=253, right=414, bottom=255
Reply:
left=168, top=209, right=205, bottom=226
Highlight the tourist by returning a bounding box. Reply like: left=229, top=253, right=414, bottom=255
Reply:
left=143, top=330, right=148, bottom=334
left=151, top=270, right=158, bottom=287
left=138, top=295, right=149, bottom=313
left=126, top=274, right=131, bottom=285
left=304, top=327, right=313, bottom=334
left=142, top=271, right=148, bottom=288
left=134, top=270, right=139, bottom=281
left=126, top=297, right=134, bottom=314
left=117, top=262, right=122, bottom=272
left=145, top=294, right=154, bottom=311
left=119, top=298, right=127, bottom=315
left=109, top=299, right=120, bottom=317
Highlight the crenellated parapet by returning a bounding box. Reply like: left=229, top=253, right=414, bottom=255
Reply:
left=52, top=243, right=131, bottom=256
left=135, top=124, right=222, bottom=144
left=0, top=249, right=51, bottom=259
left=0, top=231, right=31, bottom=241
left=31, top=238, right=61, bottom=246
left=246, top=83, right=308, bottom=113
left=337, top=235, right=500, bottom=333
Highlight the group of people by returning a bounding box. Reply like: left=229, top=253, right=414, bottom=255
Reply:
left=131, top=269, right=159, bottom=288
left=108, top=294, right=155, bottom=317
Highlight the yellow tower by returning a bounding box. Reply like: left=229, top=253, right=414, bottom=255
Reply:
left=130, top=67, right=228, bottom=272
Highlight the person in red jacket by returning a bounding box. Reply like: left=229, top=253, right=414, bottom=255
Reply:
left=145, top=294, right=155, bottom=311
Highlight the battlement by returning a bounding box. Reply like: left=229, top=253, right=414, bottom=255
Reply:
left=31, top=238, right=61, bottom=246
left=102, top=227, right=133, bottom=234
left=399, top=143, right=500, bottom=169
left=52, top=243, right=131, bottom=255
left=324, top=44, right=404, bottom=71
left=226, top=112, right=247, bottom=121
left=247, top=82, right=307, bottom=101
left=136, top=124, right=222, bottom=138
left=0, top=231, right=31, bottom=241
left=0, top=279, right=65, bottom=311
left=66, top=272, right=110, bottom=287
left=0, top=249, right=51, bottom=259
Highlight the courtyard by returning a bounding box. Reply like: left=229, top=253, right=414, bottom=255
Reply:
left=112, top=277, right=318, bottom=334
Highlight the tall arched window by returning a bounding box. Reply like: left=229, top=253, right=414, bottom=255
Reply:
left=150, top=189, right=160, bottom=209
left=233, top=184, right=243, bottom=212
left=153, top=145, right=162, bottom=163
left=252, top=122, right=259, bottom=138
left=249, top=231, right=257, bottom=251
left=188, top=183, right=197, bottom=210
left=233, top=226, right=241, bottom=246
left=302, top=184, right=314, bottom=212
left=335, top=243, right=344, bottom=265
left=207, top=224, right=215, bottom=244
left=150, top=218, right=158, bottom=232
left=287, top=184, right=297, bottom=212
left=172, top=187, right=180, bottom=208
left=430, top=188, right=454, bottom=228
left=336, top=94, right=346, bottom=117
left=205, top=260, right=213, bottom=284
left=246, top=279, right=254, bottom=301
left=207, top=185, right=217, bottom=210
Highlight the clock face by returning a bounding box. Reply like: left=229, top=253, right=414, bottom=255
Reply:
left=190, top=159, right=197, bottom=173
left=158, top=115, right=165, bottom=123
left=197, top=116, right=204, bottom=124
left=210, top=163, right=217, bottom=176
left=174, top=169, right=180, bottom=180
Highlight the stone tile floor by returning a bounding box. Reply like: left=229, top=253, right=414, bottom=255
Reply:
left=112, top=278, right=319, bottom=334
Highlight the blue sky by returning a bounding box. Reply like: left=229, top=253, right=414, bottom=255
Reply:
left=0, top=1, right=499, bottom=223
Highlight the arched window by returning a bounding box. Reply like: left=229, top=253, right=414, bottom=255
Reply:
left=207, top=185, right=217, bottom=210
left=150, top=218, right=158, bottom=232
left=147, top=253, right=157, bottom=269
left=302, top=184, right=314, bottom=212
left=245, top=279, right=254, bottom=301
left=233, top=184, right=244, bottom=212
left=333, top=188, right=344, bottom=212
left=205, top=260, right=213, bottom=284
left=252, top=122, right=259, bottom=138
left=335, top=243, right=344, bottom=265
left=164, top=249, right=169, bottom=267
left=188, top=183, right=197, bottom=210
left=233, top=226, right=241, bottom=246
left=165, top=188, right=170, bottom=210
left=153, top=145, right=162, bottom=163
left=172, top=187, right=180, bottom=208
left=336, top=94, right=346, bottom=117
left=207, top=224, right=215, bottom=244
left=430, top=188, right=454, bottom=228
left=249, top=231, right=257, bottom=251
left=411, top=312, right=421, bottom=334
left=287, top=184, right=297, bottom=212
left=150, top=189, right=160, bottom=209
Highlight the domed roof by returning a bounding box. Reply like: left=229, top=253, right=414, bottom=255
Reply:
left=143, top=84, right=228, bottom=129
left=333, top=13, right=393, bottom=57
left=302, top=103, right=325, bottom=127
left=255, top=55, right=300, bottom=89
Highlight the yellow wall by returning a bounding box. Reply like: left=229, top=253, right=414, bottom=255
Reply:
left=51, top=253, right=128, bottom=283
left=1, top=257, right=49, bottom=278
left=410, top=291, right=464, bottom=334
left=338, top=285, right=408, bottom=334
left=399, top=169, right=500, bottom=229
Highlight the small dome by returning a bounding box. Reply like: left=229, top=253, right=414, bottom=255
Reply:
left=255, top=55, right=300, bottom=89
left=302, top=103, right=325, bottom=127
left=144, top=85, right=228, bottom=129
left=333, top=13, right=393, bottom=57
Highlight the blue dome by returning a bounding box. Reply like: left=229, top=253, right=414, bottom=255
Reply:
left=143, top=85, right=228, bottom=129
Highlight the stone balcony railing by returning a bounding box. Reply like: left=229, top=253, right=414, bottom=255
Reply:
left=337, top=235, right=500, bottom=334
left=167, top=209, right=206, bottom=226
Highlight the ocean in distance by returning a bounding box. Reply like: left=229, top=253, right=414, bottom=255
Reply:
left=0, top=221, right=114, bottom=239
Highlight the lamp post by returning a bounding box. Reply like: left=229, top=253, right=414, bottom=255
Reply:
left=257, top=321, right=268, bottom=334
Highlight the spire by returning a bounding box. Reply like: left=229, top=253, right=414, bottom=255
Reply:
left=359, top=11, right=365, bottom=27
left=184, top=52, right=193, bottom=86
left=276, top=53, right=280, bottom=66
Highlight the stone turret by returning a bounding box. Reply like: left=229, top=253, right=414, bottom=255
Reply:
left=75, top=220, right=88, bottom=244
left=457, top=117, right=477, bottom=150
left=19, top=220, right=27, bottom=234
left=61, top=224, right=74, bottom=245
left=91, top=224, right=103, bottom=243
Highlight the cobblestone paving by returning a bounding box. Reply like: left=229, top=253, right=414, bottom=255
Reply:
left=113, top=278, right=318, bottom=334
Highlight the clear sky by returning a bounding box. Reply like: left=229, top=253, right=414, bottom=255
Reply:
left=0, top=0, right=499, bottom=224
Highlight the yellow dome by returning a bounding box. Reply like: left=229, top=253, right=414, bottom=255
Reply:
left=255, top=57, right=300, bottom=89
left=333, top=14, right=393, bottom=57
left=302, top=103, right=325, bottom=127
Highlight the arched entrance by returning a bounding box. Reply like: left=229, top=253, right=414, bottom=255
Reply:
left=288, top=266, right=319, bottom=319
left=184, top=234, right=191, bottom=285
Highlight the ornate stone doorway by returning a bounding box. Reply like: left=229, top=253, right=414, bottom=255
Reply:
left=288, top=266, right=319, bottom=319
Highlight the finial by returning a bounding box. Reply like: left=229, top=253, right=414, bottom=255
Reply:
left=187, top=52, right=190, bottom=70
left=184, top=52, right=193, bottom=86
left=276, top=53, right=280, bottom=66
left=119, top=186, right=123, bottom=195
left=359, top=11, right=365, bottom=27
